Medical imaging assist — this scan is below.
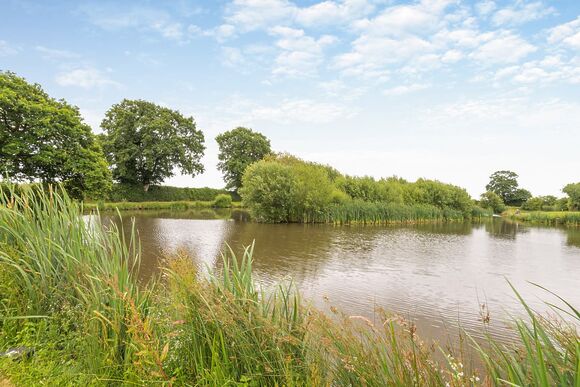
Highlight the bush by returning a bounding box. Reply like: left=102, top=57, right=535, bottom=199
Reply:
left=479, top=191, right=506, bottom=213
left=212, top=193, right=232, bottom=208
left=240, top=156, right=336, bottom=222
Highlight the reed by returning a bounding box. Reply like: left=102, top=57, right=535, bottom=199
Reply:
left=0, top=186, right=578, bottom=385
left=507, top=209, right=580, bottom=226
left=316, top=201, right=467, bottom=225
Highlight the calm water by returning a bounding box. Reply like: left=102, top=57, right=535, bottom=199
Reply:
left=99, top=209, right=580, bottom=344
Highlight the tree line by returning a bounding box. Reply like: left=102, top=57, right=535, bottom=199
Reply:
left=1, top=71, right=578, bottom=216
left=1, top=71, right=270, bottom=199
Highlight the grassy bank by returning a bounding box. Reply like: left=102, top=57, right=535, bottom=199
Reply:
left=84, top=200, right=242, bottom=212
left=1, top=186, right=578, bottom=385
left=504, top=208, right=580, bottom=226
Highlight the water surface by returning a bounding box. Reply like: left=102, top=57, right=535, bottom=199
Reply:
left=100, top=209, right=580, bottom=344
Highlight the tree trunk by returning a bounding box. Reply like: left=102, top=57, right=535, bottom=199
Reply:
left=143, top=184, right=150, bottom=192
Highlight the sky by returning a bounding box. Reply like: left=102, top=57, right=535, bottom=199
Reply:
left=1, top=0, right=579, bottom=197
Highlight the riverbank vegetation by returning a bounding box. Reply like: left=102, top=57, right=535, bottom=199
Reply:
left=504, top=208, right=580, bottom=226
left=240, top=153, right=487, bottom=223
left=1, top=187, right=578, bottom=385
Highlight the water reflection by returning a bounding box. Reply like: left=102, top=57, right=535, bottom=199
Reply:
left=96, top=209, right=580, bottom=345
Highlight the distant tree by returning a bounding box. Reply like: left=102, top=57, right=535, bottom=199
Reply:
left=485, top=170, right=531, bottom=206
left=216, top=127, right=271, bottom=191
left=511, top=188, right=532, bottom=207
left=0, top=71, right=111, bottom=199
left=100, top=99, right=205, bottom=192
left=480, top=191, right=505, bottom=213
left=563, top=182, right=580, bottom=210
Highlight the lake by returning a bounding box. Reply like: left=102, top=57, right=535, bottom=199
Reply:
left=99, top=209, right=580, bottom=345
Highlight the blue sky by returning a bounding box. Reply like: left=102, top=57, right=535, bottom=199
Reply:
left=1, top=0, right=579, bottom=196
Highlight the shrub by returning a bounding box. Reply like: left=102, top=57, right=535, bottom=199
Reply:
left=480, top=191, right=506, bottom=213
left=212, top=193, right=232, bottom=208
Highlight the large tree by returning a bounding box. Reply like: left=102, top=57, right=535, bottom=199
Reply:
left=216, top=127, right=271, bottom=191
left=100, top=99, right=205, bottom=191
left=0, top=71, right=111, bottom=199
left=485, top=170, right=531, bottom=206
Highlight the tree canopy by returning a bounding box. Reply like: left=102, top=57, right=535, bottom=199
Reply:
left=216, top=127, right=271, bottom=191
left=563, top=183, right=580, bottom=211
left=100, top=99, right=205, bottom=191
left=0, top=71, right=111, bottom=199
left=485, top=170, right=531, bottom=206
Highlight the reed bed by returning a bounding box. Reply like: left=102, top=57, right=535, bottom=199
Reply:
left=315, top=201, right=468, bottom=225
left=509, top=210, right=580, bottom=226
left=0, top=186, right=578, bottom=386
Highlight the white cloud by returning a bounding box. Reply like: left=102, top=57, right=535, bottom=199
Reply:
left=469, top=32, right=536, bottom=64
left=295, top=0, right=375, bottom=27
left=547, top=16, right=580, bottom=49
left=492, top=1, right=556, bottom=26
left=476, top=0, right=496, bottom=16
left=383, top=83, right=430, bottom=96
left=269, top=27, right=337, bottom=77
left=494, top=56, right=580, bottom=85
left=81, top=5, right=194, bottom=43
left=35, top=46, right=80, bottom=60
left=224, top=0, right=295, bottom=32
left=55, top=67, right=122, bottom=89
left=223, top=0, right=374, bottom=36
left=0, top=40, right=18, bottom=56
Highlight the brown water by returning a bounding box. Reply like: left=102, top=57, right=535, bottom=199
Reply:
left=98, top=209, right=580, bottom=344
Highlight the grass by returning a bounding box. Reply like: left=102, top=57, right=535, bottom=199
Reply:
left=312, top=201, right=474, bottom=225
left=0, top=185, right=578, bottom=385
left=504, top=208, right=580, bottom=226
left=84, top=200, right=243, bottom=212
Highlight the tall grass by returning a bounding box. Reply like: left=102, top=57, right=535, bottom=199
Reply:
left=314, top=201, right=468, bottom=224
left=510, top=210, right=580, bottom=226
left=0, top=185, right=578, bottom=385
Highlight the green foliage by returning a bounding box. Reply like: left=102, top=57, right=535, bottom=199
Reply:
left=240, top=155, right=336, bottom=222
left=100, top=99, right=205, bottom=191
left=216, top=127, right=271, bottom=191
left=212, top=193, right=232, bottom=208
left=480, top=191, right=506, bottom=213
left=485, top=170, right=531, bottom=206
left=0, top=71, right=111, bottom=199
left=563, top=182, right=580, bottom=210
left=522, top=195, right=558, bottom=211
left=239, top=160, right=296, bottom=222
left=321, top=201, right=465, bottom=224
left=108, top=183, right=239, bottom=202
left=241, top=154, right=475, bottom=223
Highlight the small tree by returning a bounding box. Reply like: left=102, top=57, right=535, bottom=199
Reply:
left=0, top=71, right=111, bottom=199
left=480, top=191, right=505, bottom=213
left=216, top=127, right=271, bottom=192
left=563, top=183, right=580, bottom=210
left=100, top=100, right=205, bottom=191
